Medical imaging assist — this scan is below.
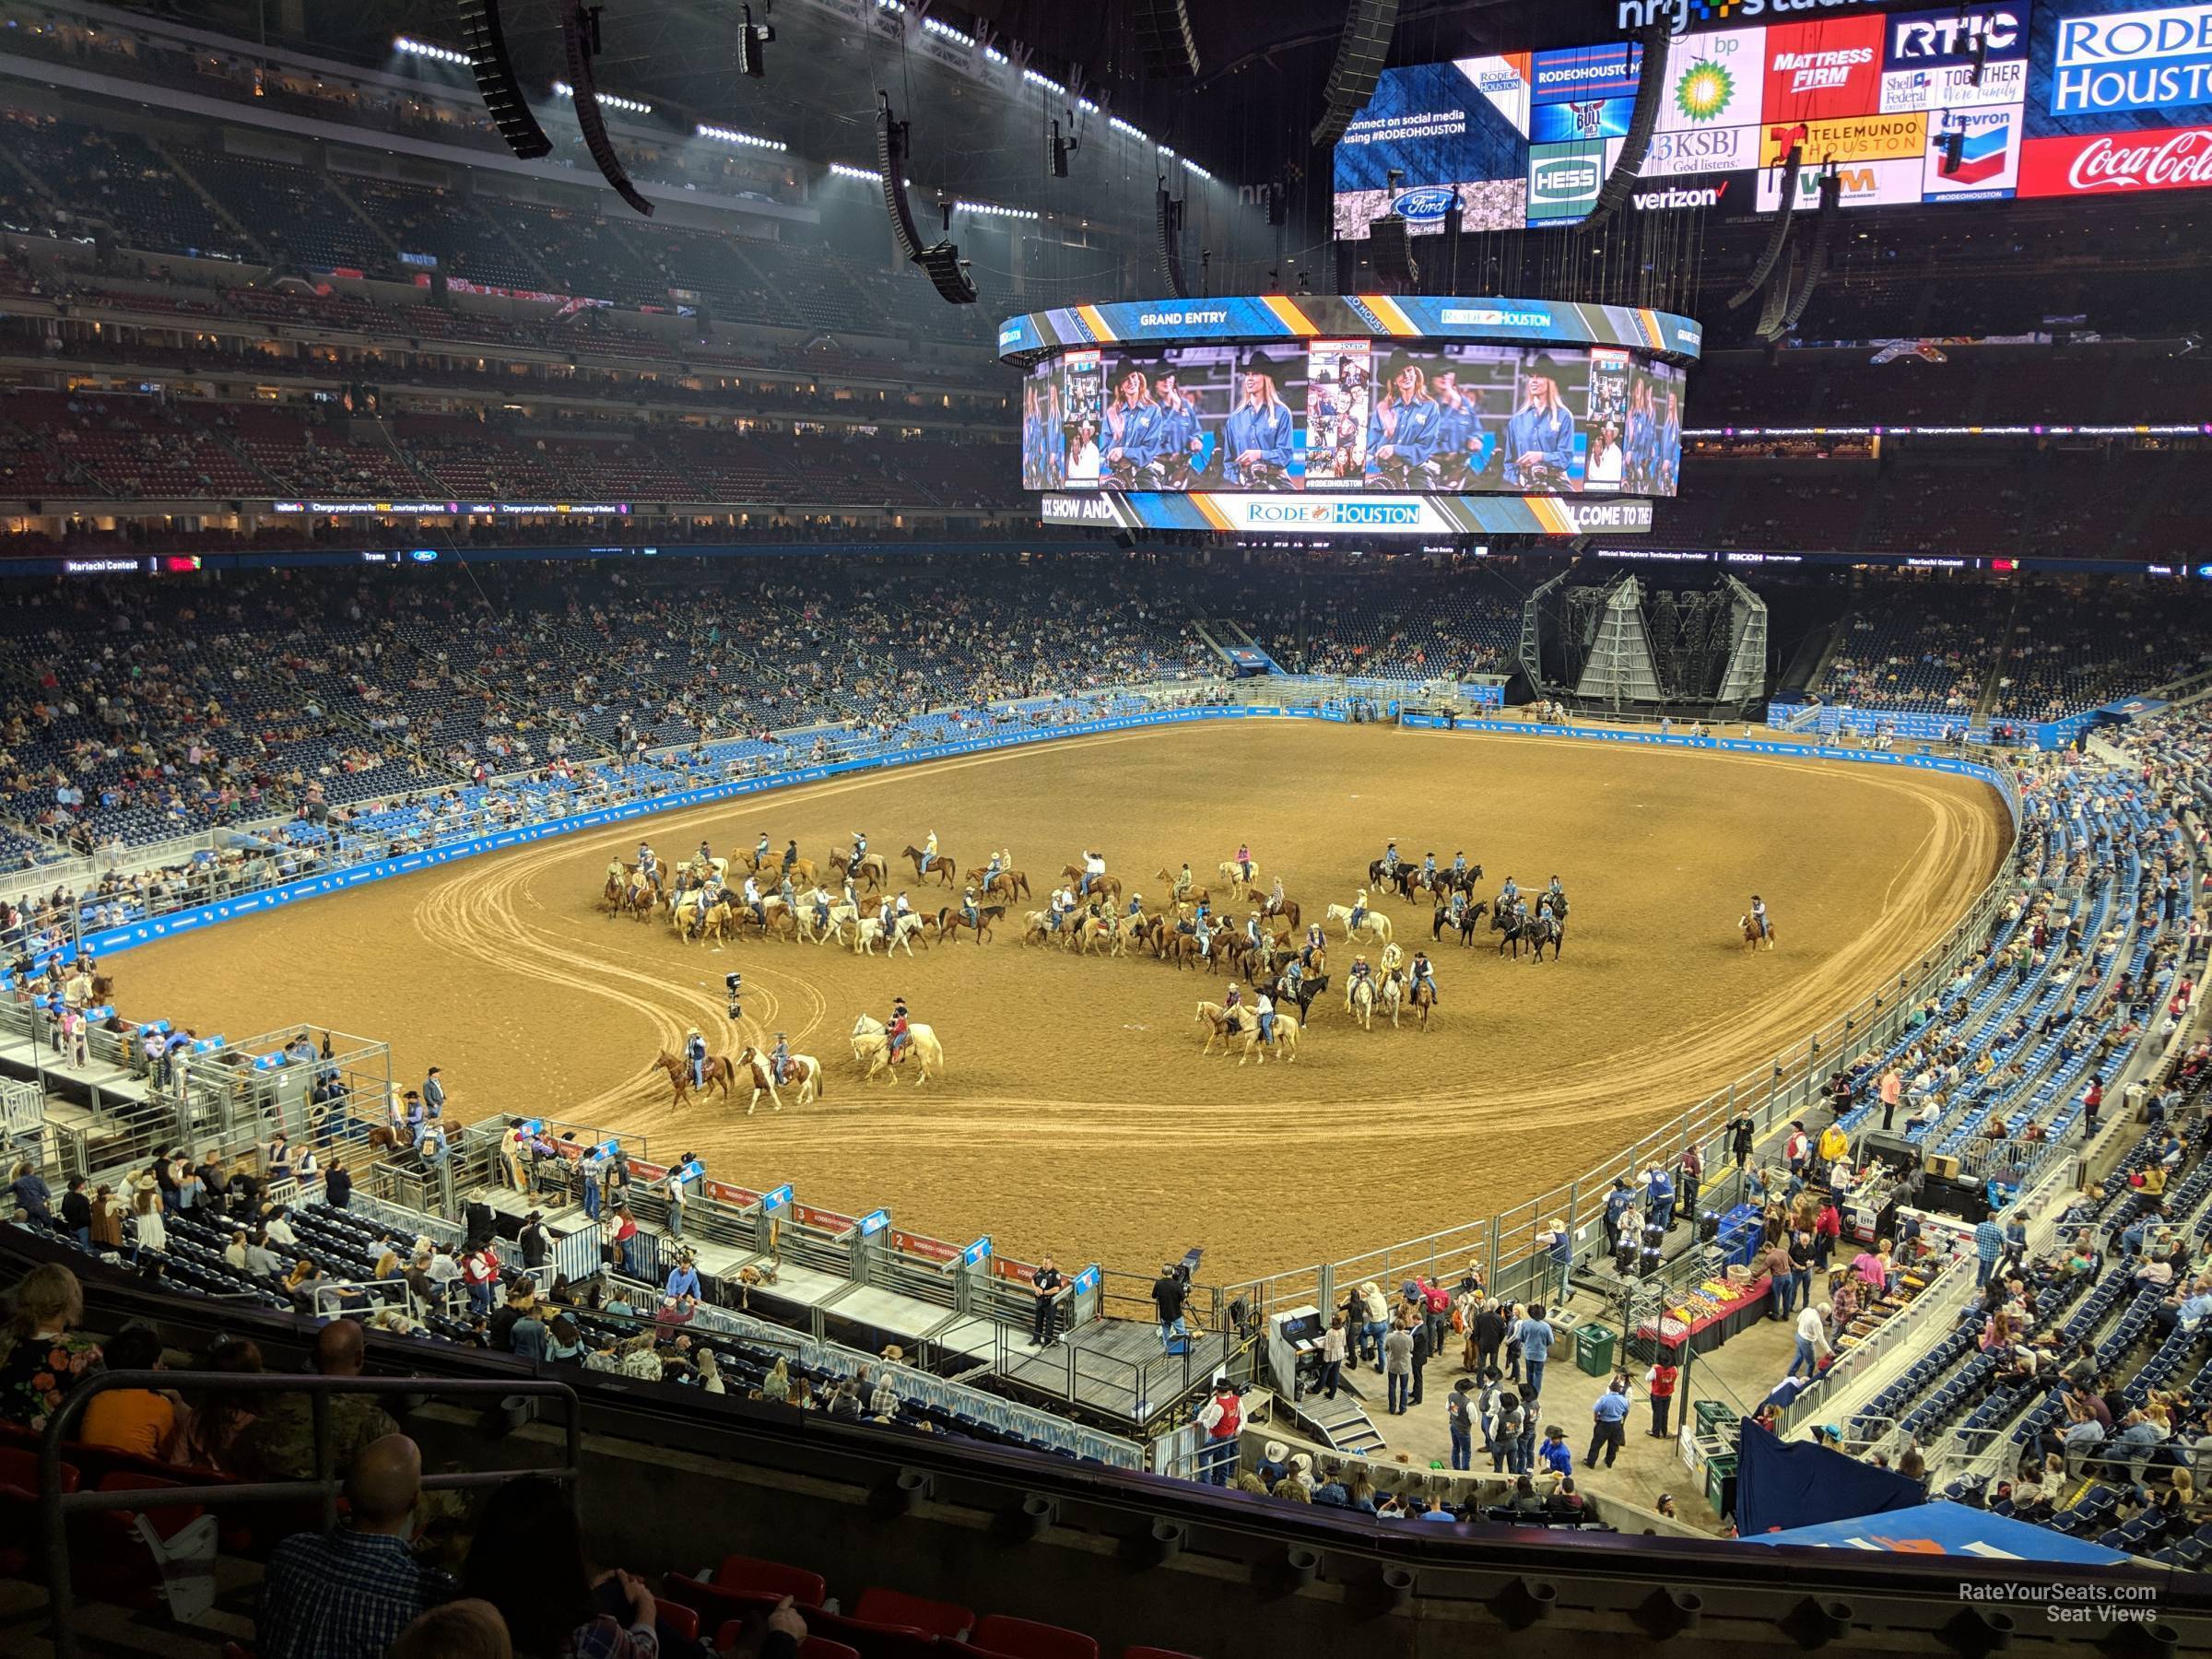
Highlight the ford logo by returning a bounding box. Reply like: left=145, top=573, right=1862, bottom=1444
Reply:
left=408, top=548, right=440, bottom=563
left=1392, top=186, right=1458, bottom=222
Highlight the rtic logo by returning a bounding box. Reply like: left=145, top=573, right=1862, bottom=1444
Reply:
left=1891, top=11, right=2018, bottom=60
left=1631, top=181, right=1730, bottom=209
left=2063, top=129, right=2212, bottom=191
left=1774, top=46, right=1874, bottom=92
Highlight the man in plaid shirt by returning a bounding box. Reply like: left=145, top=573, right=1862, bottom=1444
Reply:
left=258, top=1433, right=452, bottom=1659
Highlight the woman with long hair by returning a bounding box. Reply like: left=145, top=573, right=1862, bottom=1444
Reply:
left=1504, top=356, right=1579, bottom=488
left=172, top=1335, right=262, bottom=1471
left=1224, top=367, right=1294, bottom=488
left=463, top=1475, right=657, bottom=1659
left=1367, top=358, right=1440, bottom=488
left=0, top=1263, right=102, bottom=1430
left=1101, top=369, right=1161, bottom=487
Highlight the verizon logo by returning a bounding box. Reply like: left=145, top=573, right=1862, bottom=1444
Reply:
left=2065, top=129, right=2212, bottom=191
left=1632, top=181, right=1729, bottom=209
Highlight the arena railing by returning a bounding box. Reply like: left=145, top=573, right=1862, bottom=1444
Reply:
left=35, top=1369, right=583, bottom=1658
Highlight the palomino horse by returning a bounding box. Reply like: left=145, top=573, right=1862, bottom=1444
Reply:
left=653, top=1048, right=734, bottom=1107
left=828, top=850, right=890, bottom=891
left=982, top=868, right=1031, bottom=901
left=901, top=845, right=959, bottom=888
left=1326, top=903, right=1394, bottom=945
left=851, top=1016, right=943, bottom=1086
left=1236, top=1007, right=1300, bottom=1065
left=1156, top=867, right=1210, bottom=908
left=1409, top=976, right=1438, bottom=1030
left=1741, top=914, right=1775, bottom=952
left=1194, top=1002, right=1300, bottom=1064
left=734, top=1045, right=823, bottom=1114
left=1218, top=858, right=1259, bottom=900
left=934, top=903, right=1004, bottom=945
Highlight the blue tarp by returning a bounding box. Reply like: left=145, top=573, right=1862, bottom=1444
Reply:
left=1741, top=1500, right=2131, bottom=1565
left=2092, top=697, right=2169, bottom=723
left=1735, top=1421, right=1925, bottom=1535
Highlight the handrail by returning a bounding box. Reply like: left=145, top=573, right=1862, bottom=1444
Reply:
left=38, top=1369, right=583, bottom=1658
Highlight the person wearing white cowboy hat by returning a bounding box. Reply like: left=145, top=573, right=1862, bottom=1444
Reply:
left=1286, top=1452, right=1315, bottom=1494
left=1257, top=1440, right=1291, bottom=1489
left=683, top=1027, right=709, bottom=1094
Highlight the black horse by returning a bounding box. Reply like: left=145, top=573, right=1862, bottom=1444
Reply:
left=1270, top=971, right=1329, bottom=1021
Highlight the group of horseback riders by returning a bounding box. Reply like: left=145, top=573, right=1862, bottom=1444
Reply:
left=684, top=1023, right=798, bottom=1088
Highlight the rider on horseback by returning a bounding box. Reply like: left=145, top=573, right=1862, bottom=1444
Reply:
left=1255, top=987, right=1277, bottom=1046
left=1348, top=954, right=1373, bottom=994
left=961, top=884, right=981, bottom=933
left=1411, top=950, right=1439, bottom=1003
left=1283, top=955, right=1305, bottom=998
left=1751, top=894, right=1771, bottom=941
left=1194, top=910, right=1214, bottom=959
left=1127, top=891, right=1146, bottom=920
left=852, top=830, right=868, bottom=865
left=1500, top=874, right=1519, bottom=905
left=1267, top=876, right=1286, bottom=916
left=771, top=1032, right=791, bottom=1085
left=755, top=832, right=771, bottom=866
left=1237, top=842, right=1253, bottom=885
left=1303, top=922, right=1325, bottom=964
left=1081, top=850, right=1106, bottom=897
left=1548, top=875, right=1564, bottom=900
left=1050, top=883, right=1077, bottom=933
left=984, top=850, right=1002, bottom=890
left=1423, top=851, right=1437, bottom=883
left=922, top=831, right=938, bottom=875
left=779, top=872, right=795, bottom=912
left=1245, top=912, right=1264, bottom=949
left=887, top=999, right=910, bottom=1065
left=742, top=874, right=765, bottom=924
left=1224, top=982, right=1242, bottom=1020
left=685, top=1028, right=709, bottom=1091
left=1382, top=840, right=1400, bottom=877
left=1349, top=888, right=1371, bottom=935
left=782, top=839, right=800, bottom=872
left=811, top=884, right=832, bottom=934
left=893, top=890, right=914, bottom=931
left=638, top=842, right=657, bottom=879
left=1453, top=850, right=1467, bottom=877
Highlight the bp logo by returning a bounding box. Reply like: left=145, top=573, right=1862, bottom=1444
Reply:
left=1674, top=59, right=1735, bottom=123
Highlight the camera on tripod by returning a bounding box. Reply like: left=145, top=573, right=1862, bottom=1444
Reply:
left=724, top=971, right=744, bottom=1019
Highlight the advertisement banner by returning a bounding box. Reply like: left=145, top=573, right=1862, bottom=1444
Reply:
left=2045, top=2, right=2212, bottom=118
left=1531, top=96, right=1639, bottom=141
left=2017, top=123, right=2212, bottom=193
left=1880, top=55, right=2030, bottom=110
left=1532, top=41, right=1646, bottom=101
left=1923, top=105, right=2026, bottom=195
left=1657, top=28, right=1768, bottom=129
left=1763, top=16, right=1888, bottom=122
left=1641, top=123, right=1762, bottom=173
left=1883, top=4, right=2029, bottom=68
left=1759, top=111, right=1929, bottom=164
left=1755, top=155, right=1924, bottom=208
left=1527, top=139, right=1608, bottom=218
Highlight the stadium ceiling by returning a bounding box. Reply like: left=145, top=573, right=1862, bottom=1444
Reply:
left=158, top=0, right=1603, bottom=191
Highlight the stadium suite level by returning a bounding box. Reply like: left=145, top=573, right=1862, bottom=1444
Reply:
left=1005, top=298, right=1697, bottom=525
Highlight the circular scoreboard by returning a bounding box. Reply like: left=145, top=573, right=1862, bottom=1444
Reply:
left=1002, top=295, right=1700, bottom=538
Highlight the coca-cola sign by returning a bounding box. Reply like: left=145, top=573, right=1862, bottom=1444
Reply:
left=2018, top=127, right=2212, bottom=198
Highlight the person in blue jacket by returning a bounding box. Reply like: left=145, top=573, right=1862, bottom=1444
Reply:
left=1429, top=367, right=1488, bottom=488
left=1620, top=377, right=1654, bottom=493
left=1223, top=367, right=1294, bottom=488
left=1101, top=370, right=1163, bottom=488
left=1656, top=386, right=1683, bottom=494
left=1153, top=369, right=1206, bottom=487
left=1504, top=355, right=1580, bottom=489
left=1368, top=357, right=1441, bottom=488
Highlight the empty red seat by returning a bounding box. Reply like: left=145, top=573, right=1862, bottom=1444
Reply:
left=716, top=1551, right=828, bottom=1606
left=793, top=1606, right=940, bottom=1659
left=0, top=1448, right=79, bottom=1575
left=853, top=1587, right=972, bottom=1641
left=971, top=1615, right=1099, bottom=1659
left=667, top=1571, right=782, bottom=1636
left=799, top=1641, right=862, bottom=1659
left=661, top=1601, right=700, bottom=1644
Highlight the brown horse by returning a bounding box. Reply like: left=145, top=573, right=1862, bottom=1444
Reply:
left=1158, top=931, right=1205, bottom=971
left=1062, top=865, right=1123, bottom=905
left=902, top=845, right=959, bottom=888
left=653, top=1048, right=734, bottom=1107
left=1156, top=867, right=1209, bottom=909
left=983, top=868, right=1031, bottom=901
left=935, top=903, right=1005, bottom=945
left=1741, top=913, right=1775, bottom=952
left=829, top=850, right=890, bottom=892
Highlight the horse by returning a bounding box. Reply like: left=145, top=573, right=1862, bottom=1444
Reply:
left=652, top=1048, right=734, bottom=1108
left=1218, top=858, right=1258, bottom=900
left=734, top=1045, right=822, bottom=1114
left=1272, top=971, right=1328, bottom=1022
left=621, top=872, right=657, bottom=922
left=1062, top=865, right=1122, bottom=905
left=852, top=1015, right=943, bottom=1086
left=1075, top=913, right=1122, bottom=957
left=829, top=850, right=889, bottom=892
left=1492, top=906, right=1529, bottom=959
left=1326, top=903, right=1394, bottom=945
left=853, top=912, right=923, bottom=956
left=1261, top=897, right=1301, bottom=933
left=1380, top=970, right=1404, bottom=1028
left=935, top=903, right=1004, bottom=945
left=983, top=868, right=1031, bottom=901
left=1194, top=1001, right=1241, bottom=1056
left=1524, top=913, right=1563, bottom=962
left=602, top=862, right=627, bottom=911
left=1347, top=974, right=1377, bottom=1030
left=1158, top=930, right=1205, bottom=971
left=902, top=845, right=959, bottom=888
left=1409, top=975, right=1437, bottom=1030
left=1741, top=913, right=1774, bottom=952
left=1156, top=867, right=1209, bottom=909
left=1238, top=1007, right=1300, bottom=1066
left=1379, top=941, right=1404, bottom=975
left=699, top=900, right=737, bottom=949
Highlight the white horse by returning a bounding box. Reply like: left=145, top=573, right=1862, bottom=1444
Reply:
left=851, top=1015, right=944, bottom=1086
left=1218, top=858, right=1259, bottom=899
left=735, top=1046, right=821, bottom=1114
left=853, top=912, right=925, bottom=957
left=1239, top=1007, right=1300, bottom=1066
left=1326, top=903, right=1394, bottom=944
left=820, top=901, right=860, bottom=946
left=1347, top=974, right=1377, bottom=1030
left=1380, top=969, right=1404, bottom=1029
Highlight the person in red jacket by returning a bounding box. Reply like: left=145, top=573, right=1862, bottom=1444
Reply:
left=1645, top=1360, right=1679, bottom=1438
left=1814, top=1198, right=1843, bottom=1269
left=608, top=1206, right=640, bottom=1277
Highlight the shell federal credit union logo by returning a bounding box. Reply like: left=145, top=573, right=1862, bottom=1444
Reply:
left=1675, top=58, right=1736, bottom=122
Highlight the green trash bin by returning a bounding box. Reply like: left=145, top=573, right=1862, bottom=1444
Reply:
left=1705, top=1453, right=1739, bottom=1519
left=1574, top=1322, right=1616, bottom=1377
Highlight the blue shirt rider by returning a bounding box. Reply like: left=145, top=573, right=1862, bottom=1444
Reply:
left=1283, top=958, right=1304, bottom=994
left=1411, top=952, right=1439, bottom=1003
left=1453, top=852, right=1467, bottom=876
left=852, top=830, right=867, bottom=864
left=685, top=1029, right=709, bottom=1089
left=1382, top=840, right=1400, bottom=874
left=779, top=875, right=795, bottom=910
left=1194, top=912, right=1213, bottom=957
left=1127, top=893, right=1146, bottom=918
left=1449, top=888, right=1466, bottom=918
left=1548, top=876, right=1564, bottom=898
left=770, top=1033, right=791, bottom=1084
left=1500, top=876, right=1519, bottom=904
left=1504, top=365, right=1578, bottom=486
left=1423, top=852, right=1437, bottom=878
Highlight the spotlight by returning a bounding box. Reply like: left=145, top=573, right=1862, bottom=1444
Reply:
left=553, top=79, right=651, bottom=115
left=455, top=0, right=552, bottom=160
left=394, top=36, right=470, bottom=66
left=696, top=123, right=788, bottom=151
left=737, top=3, right=774, bottom=77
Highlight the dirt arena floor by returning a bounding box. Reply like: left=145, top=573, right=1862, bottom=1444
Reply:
left=116, top=724, right=2010, bottom=1288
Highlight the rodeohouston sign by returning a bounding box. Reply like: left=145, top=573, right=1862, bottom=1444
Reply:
left=80, top=699, right=2012, bottom=962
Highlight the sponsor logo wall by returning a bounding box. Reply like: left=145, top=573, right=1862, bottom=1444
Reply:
left=1335, top=0, right=2212, bottom=222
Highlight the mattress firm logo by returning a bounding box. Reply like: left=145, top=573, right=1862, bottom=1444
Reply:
left=1618, top=0, right=1885, bottom=29
left=1774, top=44, right=1877, bottom=92
left=1135, top=308, right=1230, bottom=327
left=1238, top=500, right=1426, bottom=527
